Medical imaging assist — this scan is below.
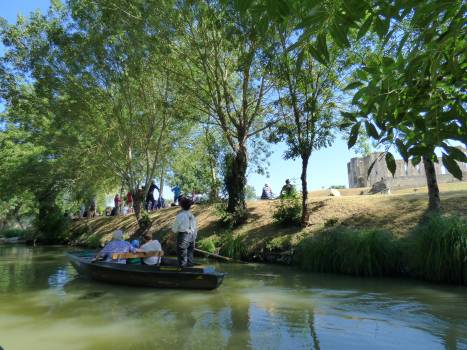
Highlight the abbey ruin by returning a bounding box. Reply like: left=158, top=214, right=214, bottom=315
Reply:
left=347, top=147, right=467, bottom=189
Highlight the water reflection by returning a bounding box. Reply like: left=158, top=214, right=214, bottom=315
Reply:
left=0, top=245, right=466, bottom=350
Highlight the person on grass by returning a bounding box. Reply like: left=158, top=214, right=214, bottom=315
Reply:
left=172, top=196, right=197, bottom=268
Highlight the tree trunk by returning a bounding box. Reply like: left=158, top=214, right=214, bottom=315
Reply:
left=423, top=155, right=441, bottom=212
left=225, top=146, right=248, bottom=225
left=300, top=155, right=310, bottom=227
left=159, top=165, right=165, bottom=200
left=132, top=190, right=143, bottom=222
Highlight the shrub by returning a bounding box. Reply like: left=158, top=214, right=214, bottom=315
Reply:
left=266, top=235, right=292, bottom=252
left=35, top=206, right=70, bottom=243
left=138, top=211, right=152, bottom=230
left=410, top=215, right=467, bottom=285
left=295, top=227, right=402, bottom=277
left=197, top=236, right=219, bottom=253
left=220, top=234, right=247, bottom=260
left=273, top=193, right=301, bottom=226
left=0, top=228, right=31, bottom=238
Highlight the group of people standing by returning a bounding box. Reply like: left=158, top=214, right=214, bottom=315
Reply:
left=94, top=196, right=197, bottom=268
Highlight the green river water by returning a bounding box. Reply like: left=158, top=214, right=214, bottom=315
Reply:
left=0, top=245, right=466, bottom=350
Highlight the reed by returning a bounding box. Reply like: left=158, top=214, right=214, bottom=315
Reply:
left=410, top=215, right=467, bottom=284
left=295, top=227, right=402, bottom=277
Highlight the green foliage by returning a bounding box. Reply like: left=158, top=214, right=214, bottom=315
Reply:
left=266, top=235, right=292, bottom=252
left=0, top=228, right=31, bottom=239
left=197, top=236, right=220, bottom=254
left=245, top=185, right=257, bottom=200
left=410, top=216, right=467, bottom=285
left=295, top=228, right=402, bottom=277
left=220, top=234, right=247, bottom=260
left=138, top=211, right=152, bottom=231
left=273, top=192, right=301, bottom=226
left=85, top=234, right=103, bottom=249
left=35, top=206, right=70, bottom=244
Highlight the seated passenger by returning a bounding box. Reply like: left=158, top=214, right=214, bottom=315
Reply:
left=127, top=239, right=142, bottom=264
left=137, top=233, right=162, bottom=265
left=93, top=229, right=136, bottom=264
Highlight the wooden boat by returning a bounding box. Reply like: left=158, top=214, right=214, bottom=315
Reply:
left=67, top=251, right=225, bottom=290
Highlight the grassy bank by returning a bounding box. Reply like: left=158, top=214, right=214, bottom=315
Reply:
left=68, top=182, right=467, bottom=284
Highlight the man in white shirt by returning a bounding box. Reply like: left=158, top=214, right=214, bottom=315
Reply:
left=137, top=233, right=162, bottom=265
left=172, top=197, right=197, bottom=267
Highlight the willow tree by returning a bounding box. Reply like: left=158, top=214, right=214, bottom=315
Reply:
left=58, top=0, right=194, bottom=224
left=173, top=2, right=275, bottom=224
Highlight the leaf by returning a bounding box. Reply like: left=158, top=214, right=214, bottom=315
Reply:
left=373, top=16, right=389, bottom=39
left=385, top=152, right=396, bottom=177
left=357, top=16, right=373, bottom=40
left=347, top=122, right=361, bottom=149
left=330, top=23, right=350, bottom=48
left=395, top=139, right=408, bottom=162
left=442, top=154, right=463, bottom=180
left=307, top=45, right=327, bottom=66
left=340, top=111, right=357, bottom=121
left=344, top=81, right=364, bottom=90
left=316, top=33, right=329, bottom=63
left=412, top=155, right=421, bottom=166
left=382, top=56, right=395, bottom=66
left=443, top=145, right=467, bottom=163
left=367, top=158, right=377, bottom=176
left=365, top=121, right=379, bottom=139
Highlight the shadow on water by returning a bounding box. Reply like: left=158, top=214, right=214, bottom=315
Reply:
left=0, top=245, right=466, bottom=350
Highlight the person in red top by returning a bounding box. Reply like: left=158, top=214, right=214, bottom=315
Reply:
left=126, top=191, right=133, bottom=213
left=114, top=194, right=121, bottom=216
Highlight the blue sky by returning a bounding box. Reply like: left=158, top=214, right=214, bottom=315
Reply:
left=0, top=0, right=360, bottom=196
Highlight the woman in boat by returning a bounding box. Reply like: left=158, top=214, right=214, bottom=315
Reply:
left=93, top=229, right=136, bottom=263
left=172, top=196, right=197, bottom=268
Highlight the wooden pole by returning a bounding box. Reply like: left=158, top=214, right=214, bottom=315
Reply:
left=194, top=248, right=245, bottom=263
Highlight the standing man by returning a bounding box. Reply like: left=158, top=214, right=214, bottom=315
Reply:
left=146, top=180, right=159, bottom=211
left=172, top=197, right=197, bottom=268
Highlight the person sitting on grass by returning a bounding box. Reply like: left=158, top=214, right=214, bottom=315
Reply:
left=279, top=179, right=295, bottom=198
left=136, top=233, right=162, bottom=265
left=261, top=184, right=273, bottom=199
left=93, top=229, right=136, bottom=264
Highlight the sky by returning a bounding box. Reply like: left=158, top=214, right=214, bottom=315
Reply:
left=0, top=0, right=361, bottom=197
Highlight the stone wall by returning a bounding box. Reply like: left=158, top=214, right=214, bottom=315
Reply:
left=347, top=147, right=467, bottom=189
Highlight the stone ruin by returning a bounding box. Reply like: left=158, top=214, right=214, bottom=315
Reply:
left=347, top=146, right=467, bottom=190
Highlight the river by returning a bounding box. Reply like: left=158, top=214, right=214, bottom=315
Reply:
left=0, top=245, right=466, bottom=350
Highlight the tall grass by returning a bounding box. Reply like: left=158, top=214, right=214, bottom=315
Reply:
left=410, top=215, right=467, bottom=284
left=197, top=236, right=219, bottom=253
left=295, top=228, right=402, bottom=277
left=220, top=235, right=247, bottom=260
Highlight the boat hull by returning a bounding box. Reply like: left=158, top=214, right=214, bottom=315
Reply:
left=67, top=251, right=224, bottom=290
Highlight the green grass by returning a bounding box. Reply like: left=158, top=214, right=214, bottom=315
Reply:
left=410, top=215, right=467, bottom=284
left=295, top=227, right=402, bottom=277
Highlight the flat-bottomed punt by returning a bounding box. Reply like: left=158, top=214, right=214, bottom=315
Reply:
left=67, top=251, right=225, bottom=290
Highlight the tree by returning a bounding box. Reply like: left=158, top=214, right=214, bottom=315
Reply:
left=173, top=2, right=276, bottom=225
left=268, top=23, right=338, bottom=226
left=342, top=1, right=466, bottom=211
